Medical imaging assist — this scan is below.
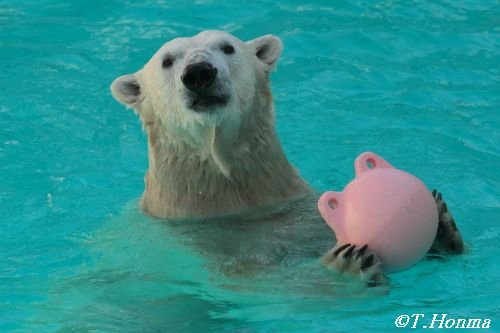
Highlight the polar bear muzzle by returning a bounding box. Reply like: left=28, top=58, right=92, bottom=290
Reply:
left=181, top=61, right=230, bottom=112
left=181, top=61, right=229, bottom=112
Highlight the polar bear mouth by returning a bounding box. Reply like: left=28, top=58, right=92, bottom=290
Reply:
left=189, top=94, right=229, bottom=112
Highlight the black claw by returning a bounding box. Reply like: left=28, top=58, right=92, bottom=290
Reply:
left=437, top=192, right=442, bottom=201
left=361, top=254, right=375, bottom=270
left=451, top=219, right=457, bottom=231
left=343, top=244, right=356, bottom=258
left=442, top=203, right=448, bottom=213
left=436, top=220, right=445, bottom=238
left=356, top=244, right=368, bottom=259
left=432, top=189, right=437, bottom=197
left=333, top=243, right=351, bottom=257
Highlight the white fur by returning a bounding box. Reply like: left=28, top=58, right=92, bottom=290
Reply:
left=111, top=30, right=310, bottom=219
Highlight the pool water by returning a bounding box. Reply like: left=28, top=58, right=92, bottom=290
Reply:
left=1, top=0, right=499, bottom=332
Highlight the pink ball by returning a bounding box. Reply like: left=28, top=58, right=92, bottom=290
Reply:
left=318, top=152, right=438, bottom=273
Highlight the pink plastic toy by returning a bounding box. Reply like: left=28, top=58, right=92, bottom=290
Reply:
left=318, top=152, right=438, bottom=273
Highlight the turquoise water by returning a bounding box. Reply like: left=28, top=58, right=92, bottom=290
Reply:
left=1, top=0, right=499, bottom=332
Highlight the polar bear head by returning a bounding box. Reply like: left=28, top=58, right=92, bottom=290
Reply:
left=110, top=31, right=309, bottom=218
left=111, top=31, right=283, bottom=151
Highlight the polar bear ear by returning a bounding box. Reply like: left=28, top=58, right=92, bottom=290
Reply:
left=111, top=74, right=142, bottom=107
left=247, top=35, right=283, bottom=71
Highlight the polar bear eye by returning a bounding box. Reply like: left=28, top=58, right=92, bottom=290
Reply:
left=162, top=56, right=174, bottom=69
left=222, top=44, right=235, bottom=55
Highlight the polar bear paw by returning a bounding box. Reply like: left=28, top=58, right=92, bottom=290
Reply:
left=322, top=243, right=388, bottom=287
left=429, top=190, right=464, bottom=254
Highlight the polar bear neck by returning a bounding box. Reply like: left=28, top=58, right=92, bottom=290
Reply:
left=139, top=85, right=311, bottom=219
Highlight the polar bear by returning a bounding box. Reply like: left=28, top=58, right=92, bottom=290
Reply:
left=111, top=31, right=463, bottom=285
left=111, top=30, right=310, bottom=219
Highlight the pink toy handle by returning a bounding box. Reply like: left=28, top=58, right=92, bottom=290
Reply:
left=355, top=152, right=394, bottom=177
left=318, top=191, right=345, bottom=241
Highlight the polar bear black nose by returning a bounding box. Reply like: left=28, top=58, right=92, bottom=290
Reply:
left=182, top=62, right=218, bottom=92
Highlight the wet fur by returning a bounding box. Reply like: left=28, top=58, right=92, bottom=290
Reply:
left=139, top=78, right=310, bottom=218
left=112, top=31, right=309, bottom=219
left=111, top=31, right=464, bottom=287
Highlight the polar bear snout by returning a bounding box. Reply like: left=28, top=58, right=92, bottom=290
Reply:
left=181, top=61, right=230, bottom=112
left=182, top=62, right=217, bottom=92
